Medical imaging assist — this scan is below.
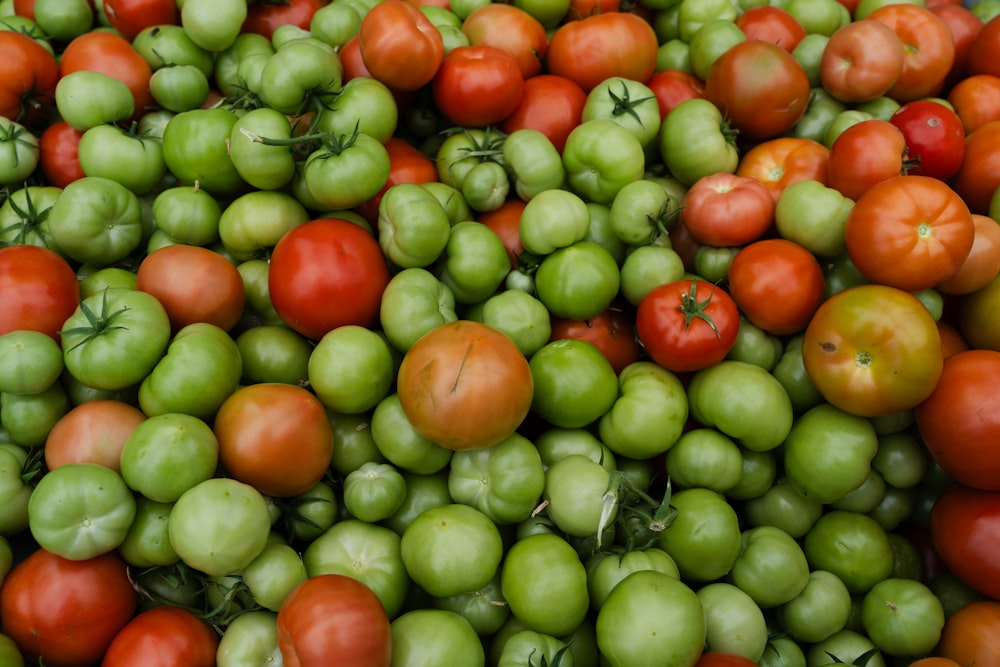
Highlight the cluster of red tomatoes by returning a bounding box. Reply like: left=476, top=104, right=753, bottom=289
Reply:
left=2, top=0, right=1000, bottom=665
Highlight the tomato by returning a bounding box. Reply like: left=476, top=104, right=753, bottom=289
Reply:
left=44, top=399, right=145, bottom=473
left=103, top=0, right=179, bottom=41
left=0, top=550, right=136, bottom=667
left=0, top=245, right=79, bottom=342
left=546, top=11, right=659, bottom=93
left=967, top=12, right=1000, bottom=78
left=727, top=238, right=826, bottom=336
left=646, top=68, right=705, bottom=119
left=135, top=244, right=245, bottom=333
left=460, top=3, right=548, bottom=79
left=680, top=172, right=775, bottom=247
left=214, top=383, right=334, bottom=497
left=948, top=73, right=1000, bottom=134
left=915, top=349, right=1000, bottom=490
left=734, top=5, right=807, bottom=53
left=59, top=31, right=154, bottom=119
left=820, top=19, right=905, bottom=104
left=930, top=3, right=984, bottom=87
left=951, top=120, right=1000, bottom=215
left=37, top=120, right=85, bottom=188
left=930, top=484, right=1000, bottom=603
left=826, top=119, right=907, bottom=201
left=242, top=0, right=325, bottom=40
left=936, top=600, right=1000, bottom=667
left=549, top=306, right=640, bottom=375
left=703, top=39, right=811, bottom=142
left=396, top=320, right=533, bottom=450
left=802, top=284, right=942, bottom=417
left=355, top=137, right=438, bottom=224
left=937, top=213, right=1000, bottom=295
left=102, top=605, right=219, bottom=667
left=960, top=271, right=1000, bottom=350
left=0, top=30, right=59, bottom=125
left=736, top=136, right=829, bottom=203
left=499, top=74, right=586, bottom=154
left=844, top=175, right=975, bottom=293
left=866, top=3, right=956, bottom=102
left=268, top=218, right=390, bottom=341
left=359, top=0, right=444, bottom=92
left=277, top=574, right=392, bottom=667
left=432, top=45, right=524, bottom=128
left=889, top=99, right=965, bottom=181
left=636, top=278, right=740, bottom=374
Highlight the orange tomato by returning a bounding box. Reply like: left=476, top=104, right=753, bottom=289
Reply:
left=736, top=136, right=830, bottom=203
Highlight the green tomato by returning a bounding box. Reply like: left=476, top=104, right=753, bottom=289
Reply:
left=259, top=38, right=343, bottom=116
left=0, top=330, right=63, bottom=395
left=534, top=427, right=617, bottom=475
left=657, top=487, right=742, bottom=582
left=151, top=185, right=222, bottom=247
left=0, top=382, right=68, bottom=447
left=677, top=0, right=739, bottom=41
left=803, top=510, right=895, bottom=595
left=28, top=462, right=136, bottom=560
left=831, top=469, right=887, bottom=514
left=498, top=630, right=572, bottom=667
left=598, top=361, right=688, bottom=460
left=448, top=432, right=545, bottom=525
left=775, top=179, right=853, bottom=258
left=219, top=190, right=309, bottom=262
left=316, top=76, right=398, bottom=144
left=543, top=454, right=612, bottom=539
left=792, top=87, right=846, bottom=143
left=242, top=541, right=309, bottom=612
left=370, top=393, right=453, bottom=475
left=519, top=188, right=590, bottom=256
left=688, top=18, right=746, bottom=82
left=213, top=32, right=274, bottom=98
left=534, top=241, right=621, bottom=320
left=759, top=637, right=807, bottom=667
left=180, top=0, right=247, bottom=52
left=229, top=107, right=296, bottom=191
left=466, top=289, right=551, bottom=358
left=47, top=176, right=144, bottom=267
left=303, top=132, right=389, bottom=212
left=529, top=339, right=619, bottom=429
left=777, top=569, right=853, bottom=645
left=609, top=178, right=677, bottom=247
left=0, top=117, right=38, bottom=186
left=120, top=413, right=218, bottom=504
left=378, top=183, right=452, bottom=268
left=460, top=160, right=510, bottom=213
left=742, top=477, right=823, bottom=539
left=729, top=525, right=811, bottom=609
left=132, top=24, right=215, bottom=75
left=437, top=220, right=510, bottom=304
left=390, top=609, right=485, bottom=666
left=382, top=470, right=453, bottom=537
left=772, top=334, right=825, bottom=413
left=432, top=572, right=510, bottom=636
left=379, top=267, right=458, bottom=353
left=308, top=324, right=394, bottom=415
left=619, top=244, right=686, bottom=306
left=217, top=610, right=282, bottom=667
left=585, top=547, right=680, bottom=611
left=0, top=633, right=23, bottom=667
left=697, top=581, right=769, bottom=661
left=860, top=577, right=944, bottom=658
left=582, top=77, right=662, bottom=148
left=563, top=119, right=646, bottom=205
left=343, top=461, right=407, bottom=523
left=149, top=64, right=210, bottom=112
left=162, top=107, right=247, bottom=197
left=502, top=128, right=566, bottom=201
left=310, top=1, right=364, bottom=48
left=0, top=185, right=62, bottom=251
left=117, top=496, right=179, bottom=568
left=659, top=97, right=739, bottom=186
left=54, top=70, right=134, bottom=131
left=805, top=629, right=886, bottom=667
left=235, top=325, right=312, bottom=386
left=665, top=428, right=744, bottom=494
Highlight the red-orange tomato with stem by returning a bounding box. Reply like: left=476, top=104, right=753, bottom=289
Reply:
left=101, top=605, right=219, bottom=667
left=936, top=600, right=1000, bottom=666
left=826, top=119, right=908, bottom=201
left=727, top=238, right=826, bottom=336
left=431, top=45, right=524, bottom=128
left=820, top=19, right=905, bottom=104
left=499, top=74, right=587, bottom=154
left=460, top=3, right=548, bottom=79
left=844, top=175, right=974, bottom=293
left=680, top=172, right=775, bottom=247
left=734, top=5, right=807, bottom=53
left=889, top=99, right=966, bottom=182
left=396, top=320, right=534, bottom=451
left=358, top=0, right=444, bottom=92
left=736, top=136, right=829, bottom=203
left=549, top=306, right=641, bottom=375
left=936, top=213, right=1000, bottom=295
left=866, top=3, right=956, bottom=102
left=44, top=399, right=146, bottom=474
left=951, top=120, right=1000, bottom=214
left=213, top=383, right=334, bottom=498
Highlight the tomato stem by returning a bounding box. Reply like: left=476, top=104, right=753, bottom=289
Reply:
left=678, top=280, right=722, bottom=338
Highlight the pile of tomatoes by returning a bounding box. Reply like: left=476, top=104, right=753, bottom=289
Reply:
left=2, top=0, right=1000, bottom=664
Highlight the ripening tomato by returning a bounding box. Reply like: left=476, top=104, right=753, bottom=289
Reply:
left=59, top=30, right=154, bottom=117
left=213, top=383, right=335, bottom=497
left=948, top=74, right=1000, bottom=134
left=101, top=605, right=219, bottom=667
left=0, top=30, right=59, bottom=124
left=936, top=213, right=1000, bottom=295
left=359, top=0, right=444, bottom=92
left=734, top=5, right=807, bottom=53
left=546, top=12, right=659, bottom=93
left=679, top=172, right=775, bottom=247
left=549, top=306, right=641, bottom=375
left=103, top=0, right=179, bottom=41
left=396, top=320, right=534, bottom=451
left=844, top=175, right=974, bottom=293
left=889, top=99, right=966, bottom=181
left=355, top=137, right=438, bottom=224
left=499, top=74, right=587, bottom=153
left=0, top=245, right=80, bottom=342
left=930, top=3, right=984, bottom=87
left=460, top=3, right=548, bottom=79
left=44, top=399, right=146, bottom=473
left=820, top=19, right=905, bottom=104
left=478, top=197, right=526, bottom=267
left=38, top=120, right=85, bottom=188
left=930, top=485, right=1000, bottom=603
left=241, top=0, right=325, bottom=40
left=646, top=68, right=705, bottom=119
left=736, top=136, right=830, bottom=203
left=703, top=39, right=811, bottom=141
left=935, top=600, right=1000, bottom=667
left=866, top=3, right=956, bottom=102
left=727, top=238, right=825, bottom=336
left=432, top=45, right=524, bottom=128
left=951, top=120, right=1000, bottom=214
left=916, top=349, right=1000, bottom=490
left=827, top=119, right=908, bottom=201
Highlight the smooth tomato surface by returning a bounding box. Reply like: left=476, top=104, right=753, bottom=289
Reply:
left=0, top=245, right=80, bottom=342
left=102, top=605, right=219, bottom=667
left=546, top=12, right=658, bottom=92
left=936, top=600, right=1000, bottom=667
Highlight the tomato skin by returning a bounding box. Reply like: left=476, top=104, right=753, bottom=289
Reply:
left=967, top=13, right=1000, bottom=78
left=952, top=120, right=1000, bottom=215
left=948, top=74, right=1000, bottom=134
left=355, top=137, right=438, bottom=225
left=359, top=0, right=444, bottom=92
left=277, top=574, right=392, bottom=667
left=432, top=45, right=524, bottom=128
left=916, top=349, right=1000, bottom=490
left=0, top=30, right=59, bottom=125
left=937, top=213, right=1000, bottom=295
left=268, top=218, right=391, bottom=341
left=635, top=279, right=740, bottom=374
left=866, top=3, right=956, bottom=102
left=646, top=68, right=705, bottom=120
left=827, top=119, right=907, bottom=201
left=820, top=19, right=905, bottom=104
left=242, top=0, right=325, bottom=40
left=38, top=120, right=85, bottom=188
left=0, top=245, right=80, bottom=342
left=477, top=197, right=526, bottom=267
left=103, top=0, right=180, bottom=41
left=736, top=136, right=829, bottom=203
left=549, top=306, right=640, bottom=375
left=889, top=100, right=965, bottom=181
left=0, top=550, right=137, bottom=667
left=930, top=3, right=984, bottom=88
left=499, top=74, right=587, bottom=154
left=101, top=605, right=219, bottom=667
left=930, top=485, right=1000, bottom=602
left=695, top=652, right=761, bottom=667
left=936, top=600, right=1000, bottom=667
left=546, top=12, right=659, bottom=93
left=734, top=5, right=807, bottom=53
left=59, top=31, right=154, bottom=118
left=680, top=173, right=775, bottom=247
left=44, top=399, right=146, bottom=474
left=460, top=3, right=548, bottom=79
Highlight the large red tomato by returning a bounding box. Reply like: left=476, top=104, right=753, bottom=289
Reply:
left=44, top=399, right=146, bottom=474
left=936, top=213, right=1000, bottom=295
left=915, top=349, right=1000, bottom=490
left=936, top=600, right=1000, bottom=667
left=826, top=119, right=908, bottom=201
left=735, top=136, right=829, bottom=203
left=734, top=5, right=807, bottom=53
left=268, top=218, right=390, bottom=341
left=0, top=245, right=80, bottom=342
left=703, top=39, right=811, bottom=142
left=948, top=73, right=1000, bottom=134
left=0, top=30, right=59, bottom=124
left=679, top=172, right=775, bottom=247
left=277, top=574, right=392, bottom=667
left=0, top=550, right=137, bottom=667
left=431, top=45, right=524, bottom=128
left=102, top=605, right=219, bottom=667
left=930, top=485, right=1000, bottom=600
left=396, top=320, right=534, bottom=451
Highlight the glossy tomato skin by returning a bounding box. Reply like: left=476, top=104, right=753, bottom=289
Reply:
left=432, top=45, right=524, bottom=128
left=101, top=605, right=219, bottom=667
left=268, top=218, right=391, bottom=341
left=500, top=74, right=587, bottom=154
left=38, top=120, right=86, bottom=188
left=734, top=5, right=807, bottom=53
left=103, top=0, right=179, bottom=41
left=355, top=137, right=438, bottom=225
left=916, top=349, right=1000, bottom=490
left=866, top=3, right=956, bottom=102
left=277, top=574, right=392, bottom=667
left=820, top=19, right=905, bottom=104
left=359, top=0, right=444, bottom=92
left=0, top=245, right=80, bottom=342
left=736, top=136, right=829, bottom=203
left=680, top=172, right=774, bottom=247
left=937, top=213, right=1000, bottom=295
left=826, top=119, right=907, bottom=201
left=889, top=100, right=965, bottom=181
left=241, top=0, right=325, bottom=40
left=59, top=31, right=154, bottom=118
left=952, top=120, right=1000, bottom=214
left=936, top=600, right=1000, bottom=667
left=695, top=652, right=761, bottom=667
left=930, top=485, right=1000, bottom=601
left=549, top=306, right=640, bottom=375
left=546, top=12, right=659, bottom=93
left=0, top=549, right=137, bottom=667
left=646, top=68, right=705, bottom=119
left=460, top=3, right=548, bottom=79
left=0, top=30, right=59, bottom=125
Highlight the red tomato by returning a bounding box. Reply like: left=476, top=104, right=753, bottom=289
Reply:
left=549, top=306, right=641, bottom=375
left=679, top=172, right=775, bottom=247
left=820, top=19, right=905, bottom=104
left=59, top=31, right=154, bottom=117
left=948, top=73, right=1000, bottom=134
left=866, top=3, right=956, bottom=102
left=735, top=136, right=829, bottom=203
left=477, top=197, right=526, bottom=267
left=951, top=120, right=1000, bottom=214
left=38, top=120, right=85, bottom=188
left=889, top=99, right=966, bottom=181
left=0, top=245, right=80, bottom=342
left=844, top=175, right=974, bottom=292
left=241, top=0, right=325, bottom=40
left=44, top=399, right=146, bottom=474
left=355, top=137, right=438, bottom=224
left=930, top=485, right=1000, bottom=602
left=546, top=12, right=658, bottom=93
left=103, top=0, right=179, bottom=41
left=0, top=30, right=59, bottom=124
left=431, top=45, right=524, bottom=128
left=635, top=278, right=740, bottom=374
left=734, top=5, right=807, bottom=53
left=460, top=3, right=548, bottom=79
left=916, top=349, right=1000, bottom=490
left=499, top=74, right=587, bottom=154
left=396, top=320, right=534, bottom=451
left=0, top=550, right=137, bottom=667
left=277, top=574, right=392, bottom=667
left=646, top=68, right=705, bottom=119
left=727, top=238, right=825, bottom=336
left=695, top=653, right=761, bottom=667
left=214, top=382, right=334, bottom=497
left=930, top=3, right=984, bottom=88
left=827, top=119, right=908, bottom=201
left=339, top=35, right=372, bottom=81
left=11, top=0, right=36, bottom=19
left=102, top=605, right=219, bottom=667
left=967, top=13, right=1000, bottom=78
left=936, top=213, right=1000, bottom=295
left=936, top=600, right=1000, bottom=667
left=358, top=0, right=444, bottom=92
left=564, top=0, right=620, bottom=21
left=703, top=39, right=811, bottom=141
left=268, top=218, right=390, bottom=341
left=135, top=244, right=246, bottom=333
